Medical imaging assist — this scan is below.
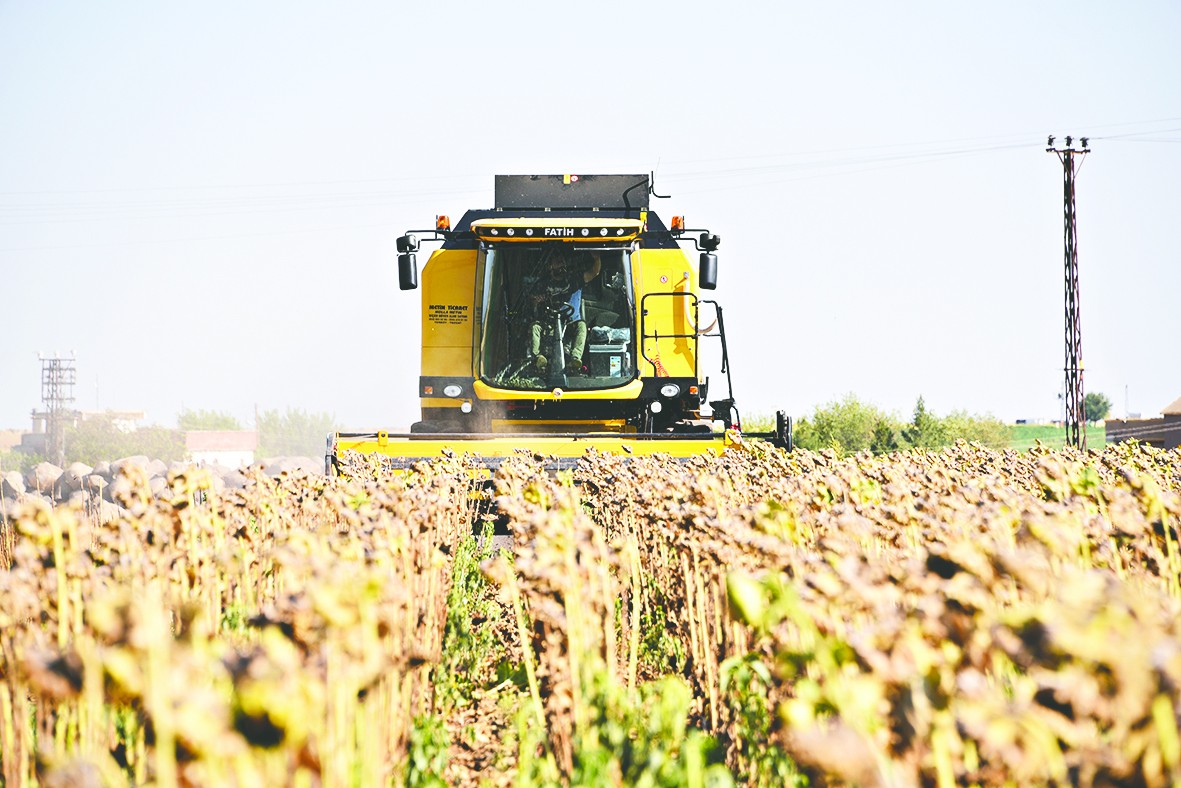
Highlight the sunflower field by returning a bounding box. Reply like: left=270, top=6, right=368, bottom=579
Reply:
left=2, top=440, right=1181, bottom=786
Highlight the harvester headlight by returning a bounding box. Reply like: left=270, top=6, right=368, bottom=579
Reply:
left=659, top=384, right=681, bottom=399
left=460, top=401, right=473, bottom=413
left=581, top=228, right=590, bottom=237
left=616, top=229, right=625, bottom=236
left=649, top=401, right=663, bottom=414
left=525, top=228, right=534, bottom=236
left=443, top=385, right=462, bottom=398
left=490, top=228, right=499, bottom=235
left=599, top=228, right=608, bottom=236
left=506, top=228, right=515, bottom=236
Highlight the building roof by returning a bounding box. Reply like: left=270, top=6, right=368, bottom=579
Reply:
left=1164, top=396, right=1181, bottom=416
left=185, top=430, right=258, bottom=452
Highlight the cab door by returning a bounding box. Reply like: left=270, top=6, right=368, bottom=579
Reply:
left=635, top=248, right=698, bottom=379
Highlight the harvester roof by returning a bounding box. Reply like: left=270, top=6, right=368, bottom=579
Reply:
left=494, top=174, right=649, bottom=210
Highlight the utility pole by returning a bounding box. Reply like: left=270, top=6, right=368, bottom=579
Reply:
left=1046, top=135, right=1089, bottom=450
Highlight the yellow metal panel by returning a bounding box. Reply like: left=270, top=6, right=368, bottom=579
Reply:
left=421, top=249, right=478, bottom=377
left=473, top=379, right=642, bottom=401
left=632, top=248, right=697, bottom=378
left=421, top=346, right=471, bottom=379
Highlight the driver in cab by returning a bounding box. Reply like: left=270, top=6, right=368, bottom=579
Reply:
left=528, top=250, right=601, bottom=375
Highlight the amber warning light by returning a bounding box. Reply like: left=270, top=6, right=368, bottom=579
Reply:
left=670, top=215, right=685, bottom=231
left=436, top=215, right=451, bottom=231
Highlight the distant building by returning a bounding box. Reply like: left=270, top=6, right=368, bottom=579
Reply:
left=1105, top=396, right=1181, bottom=450
left=185, top=431, right=258, bottom=468
left=27, top=409, right=145, bottom=434
left=84, top=410, right=145, bottom=433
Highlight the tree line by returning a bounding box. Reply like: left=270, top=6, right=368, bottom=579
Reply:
left=1, top=408, right=338, bottom=472
left=784, top=395, right=1008, bottom=455
left=781, top=391, right=1112, bottom=456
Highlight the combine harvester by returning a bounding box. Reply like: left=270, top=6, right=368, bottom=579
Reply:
left=328, top=174, right=790, bottom=472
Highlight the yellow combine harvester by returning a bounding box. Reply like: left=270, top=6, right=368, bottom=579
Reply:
left=328, top=174, right=790, bottom=472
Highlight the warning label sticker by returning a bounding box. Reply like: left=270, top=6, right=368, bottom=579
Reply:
left=427, top=304, right=470, bottom=326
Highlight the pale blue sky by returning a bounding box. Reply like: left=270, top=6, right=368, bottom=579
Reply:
left=1, top=1, right=1178, bottom=430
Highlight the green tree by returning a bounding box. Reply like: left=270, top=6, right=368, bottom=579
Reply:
left=870, top=417, right=902, bottom=454
left=178, top=408, right=243, bottom=431
left=899, top=397, right=1008, bottom=450
left=65, top=416, right=185, bottom=465
left=1084, top=391, right=1112, bottom=423
left=784, top=396, right=1011, bottom=455
left=901, top=396, right=948, bottom=449
left=940, top=410, right=1010, bottom=448
left=256, top=408, right=339, bottom=458
left=793, top=395, right=902, bottom=455
left=0, top=448, right=49, bottom=475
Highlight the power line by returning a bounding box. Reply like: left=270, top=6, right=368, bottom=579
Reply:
left=0, top=141, right=1030, bottom=229
left=0, top=219, right=394, bottom=253
left=4, top=141, right=1013, bottom=221
left=1106, top=137, right=1181, bottom=144
left=0, top=185, right=489, bottom=223
left=0, top=172, right=486, bottom=198
left=3, top=120, right=1178, bottom=225
left=671, top=143, right=1029, bottom=196
left=1092, top=125, right=1181, bottom=141
left=662, top=116, right=1181, bottom=169
left=662, top=141, right=1031, bottom=182
left=3, top=118, right=1178, bottom=243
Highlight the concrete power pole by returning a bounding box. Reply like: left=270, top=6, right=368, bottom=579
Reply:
left=1046, top=135, right=1089, bottom=450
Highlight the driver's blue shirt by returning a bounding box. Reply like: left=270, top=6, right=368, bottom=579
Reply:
left=563, top=289, right=582, bottom=319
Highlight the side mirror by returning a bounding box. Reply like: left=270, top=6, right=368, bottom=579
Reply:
left=699, top=252, right=718, bottom=290
left=398, top=253, right=418, bottom=290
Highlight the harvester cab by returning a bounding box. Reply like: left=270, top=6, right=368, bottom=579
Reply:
left=330, top=174, right=790, bottom=471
